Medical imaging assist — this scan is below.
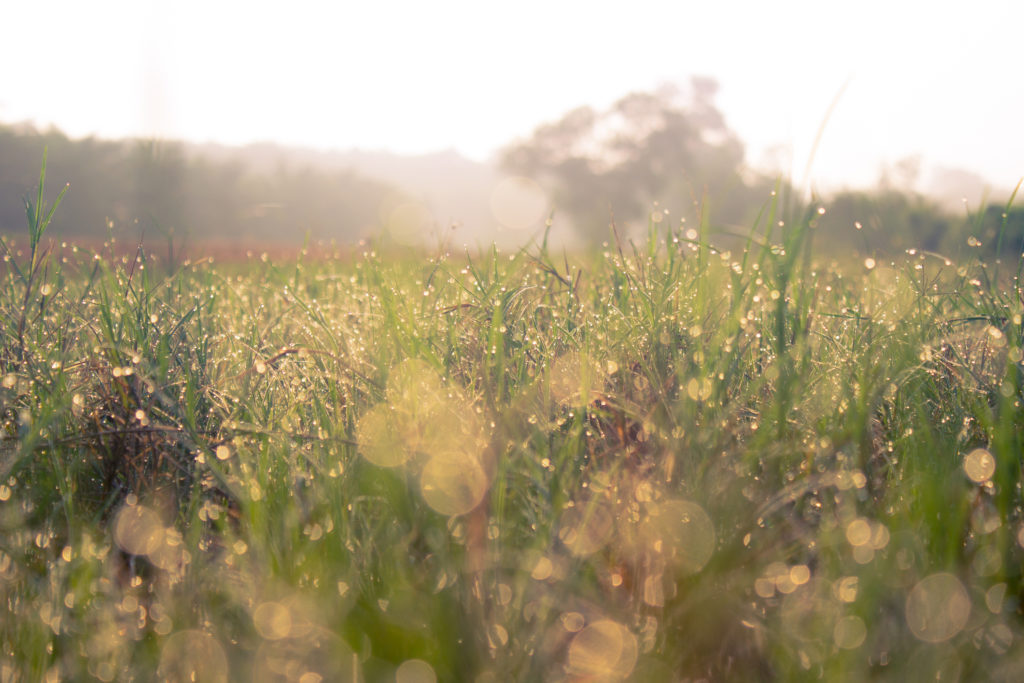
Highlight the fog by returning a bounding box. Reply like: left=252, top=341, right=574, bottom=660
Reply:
left=0, top=0, right=1021, bottom=248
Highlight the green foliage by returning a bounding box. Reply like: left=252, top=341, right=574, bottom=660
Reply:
left=2, top=158, right=1024, bottom=680
left=816, top=189, right=955, bottom=253
left=815, top=184, right=1024, bottom=262
left=981, top=204, right=1024, bottom=258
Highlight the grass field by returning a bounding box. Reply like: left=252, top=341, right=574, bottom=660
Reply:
left=2, top=159, right=1024, bottom=681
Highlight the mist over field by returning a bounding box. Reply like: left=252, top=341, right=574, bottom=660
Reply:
left=0, top=79, right=1019, bottom=258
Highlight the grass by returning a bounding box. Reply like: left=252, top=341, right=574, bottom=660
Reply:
left=1, top=157, right=1024, bottom=681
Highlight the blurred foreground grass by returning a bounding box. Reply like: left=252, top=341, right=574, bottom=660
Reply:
left=2, top=163, right=1024, bottom=681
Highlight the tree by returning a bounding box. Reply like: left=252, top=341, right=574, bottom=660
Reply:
left=816, top=190, right=953, bottom=254
left=0, top=122, right=403, bottom=245
left=501, top=78, right=771, bottom=242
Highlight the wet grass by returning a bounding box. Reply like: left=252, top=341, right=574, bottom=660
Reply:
left=2, top=162, right=1024, bottom=681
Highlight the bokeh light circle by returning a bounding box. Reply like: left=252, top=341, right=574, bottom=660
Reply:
left=559, top=504, right=614, bottom=556
left=566, top=619, right=638, bottom=680
left=356, top=404, right=409, bottom=468
left=254, top=625, right=358, bottom=683
left=113, top=504, right=165, bottom=557
left=906, top=573, right=971, bottom=643
left=833, top=615, right=867, bottom=650
left=396, top=659, right=437, bottom=683
left=420, top=450, right=489, bottom=516
left=963, top=448, right=996, bottom=484
left=158, top=630, right=228, bottom=682
left=651, top=499, right=716, bottom=574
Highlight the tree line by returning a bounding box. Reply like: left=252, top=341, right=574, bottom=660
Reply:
left=0, top=124, right=403, bottom=245
left=1, top=80, right=1020, bottom=258
left=501, top=77, right=1021, bottom=258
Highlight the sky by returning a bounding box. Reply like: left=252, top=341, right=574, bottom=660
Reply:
left=2, top=0, right=1022, bottom=196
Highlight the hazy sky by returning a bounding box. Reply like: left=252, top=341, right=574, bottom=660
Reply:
left=2, top=0, right=1021, bottom=194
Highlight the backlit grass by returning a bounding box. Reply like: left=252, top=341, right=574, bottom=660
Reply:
left=1, top=160, right=1024, bottom=680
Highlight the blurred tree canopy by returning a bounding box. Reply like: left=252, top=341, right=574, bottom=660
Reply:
left=0, top=123, right=402, bottom=245
left=500, top=79, right=1021, bottom=258
left=500, top=77, right=778, bottom=241
left=977, top=205, right=1024, bottom=256
left=0, top=114, right=1015, bottom=258
left=814, top=190, right=954, bottom=254
left=813, top=190, right=1024, bottom=258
